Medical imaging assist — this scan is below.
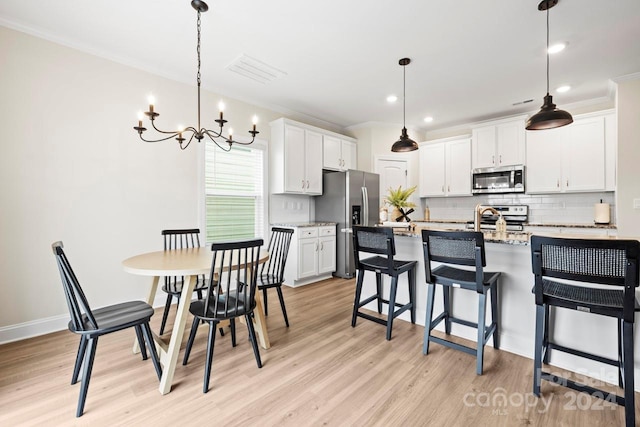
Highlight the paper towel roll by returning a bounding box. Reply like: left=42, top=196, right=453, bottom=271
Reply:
left=594, top=203, right=610, bottom=224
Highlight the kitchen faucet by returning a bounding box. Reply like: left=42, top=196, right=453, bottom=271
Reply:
left=474, top=204, right=502, bottom=232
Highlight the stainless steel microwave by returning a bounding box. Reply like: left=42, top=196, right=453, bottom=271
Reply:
left=472, top=165, right=525, bottom=194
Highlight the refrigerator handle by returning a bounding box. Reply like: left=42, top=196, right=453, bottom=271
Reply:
left=362, top=186, right=369, bottom=226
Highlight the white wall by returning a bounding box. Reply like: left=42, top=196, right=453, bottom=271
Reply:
left=615, top=76, right=640, bottom=237
left=0, top=26, right=286, bottom=339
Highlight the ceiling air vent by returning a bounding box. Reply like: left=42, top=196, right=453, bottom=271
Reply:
left=226, top=54, right=287, bottom=84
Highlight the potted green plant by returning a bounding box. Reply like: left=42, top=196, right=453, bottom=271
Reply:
left=384, top=185, right=417, bottom=221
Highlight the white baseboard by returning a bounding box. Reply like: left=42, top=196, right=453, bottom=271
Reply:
left=0, top=294, right=169, bottom=345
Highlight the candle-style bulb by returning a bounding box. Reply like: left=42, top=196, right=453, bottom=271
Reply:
left=228, top=128, right=233, bottom=137
left=148, top=95, right=155, bottom=113
left=137, top=111, right=144, bottom=121
left=218, top=101, right=225, bottom=112
left=252, top=115, right=258, bottom=125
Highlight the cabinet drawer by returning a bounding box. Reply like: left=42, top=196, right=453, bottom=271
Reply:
left=298, top=228, right=318, bottom=239
left=318, top=226, right=336, bottom=236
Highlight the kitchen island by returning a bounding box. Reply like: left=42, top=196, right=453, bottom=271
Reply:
left=358, top=225, right=640, bottom=390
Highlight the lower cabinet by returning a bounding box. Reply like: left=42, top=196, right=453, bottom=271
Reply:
left=282, top=225, right=336, bottom=287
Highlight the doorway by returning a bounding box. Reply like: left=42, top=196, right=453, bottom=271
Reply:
left=375, top=158, right=408, bottom=205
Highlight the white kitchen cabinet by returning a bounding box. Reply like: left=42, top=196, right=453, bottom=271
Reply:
left=472, top=118, right=526, bottom=169
left=282, top=225, right=336, bottom=287
left=270, top=119, right=323, bottom=195
left=526, top=112, right=611, bottom=194
left=323, top=135, right=357, bottom=171
left=419, top=137, right=471, bottom=197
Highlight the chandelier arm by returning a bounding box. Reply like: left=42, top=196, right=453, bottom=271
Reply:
left=138, top=133, right=182, bottom=143
left=203, top=131, right=232, bottom=152
left=150, top=119, right=184, bottom=135
left=179, top=133, right=197, bottom=151
left=202, top=127, right=224, bottom=139
left=230, top=135, right=257, bottom=146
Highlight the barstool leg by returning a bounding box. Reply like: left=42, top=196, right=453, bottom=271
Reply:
left=375, top=273, right=383, bottom=314
left=533, top=304, right=545, bottom=396
left=476, top=292, right=488, bottom=375
left=617, top=319, right=624, bottom=388
left=409, top=266, right=416, bottom=324
left=386, top=276, right=399, bottom=341
left=543, top=304, right=551, bottom=364
left=423, top=283, right=436, bottom=355
left=490, top=282, right=500, bottom=349
left=623, top=320, right=635, bottom=427
left=443, top=285, right=452, bottom=334
left=351, top=270, right=364, bottom=327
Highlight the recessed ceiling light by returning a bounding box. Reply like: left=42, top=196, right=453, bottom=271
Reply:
left=548, top=42, right=566, bottom=54
left=386, top=95, right=398, bottom=103
left=556, top=85, right=571, bottom=93
left=423, top=116, right=434, bottom=123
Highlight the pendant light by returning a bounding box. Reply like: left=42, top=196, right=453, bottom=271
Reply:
left=391, top=58, right=419, bottom=152
left=526, top=0, right=573, bottom=130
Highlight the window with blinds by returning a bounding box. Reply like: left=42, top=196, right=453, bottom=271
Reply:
left=204, top=141, right=265, bottom=243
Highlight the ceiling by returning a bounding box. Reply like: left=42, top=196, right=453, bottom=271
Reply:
left=1, top=0, right=639, bottom=133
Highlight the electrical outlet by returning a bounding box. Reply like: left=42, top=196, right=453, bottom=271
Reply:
left=634, top=198, right=640, bottom=209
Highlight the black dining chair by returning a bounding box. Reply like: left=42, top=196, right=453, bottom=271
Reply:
left=351, top=226, right=417, bottom=340
left=51, top=241, right=162, bottom=417
left=257, top=227, right=294, bottom=327
left=182, top=238, right=264, bottom=393
left=159, top=228, right=208, bottom=335
left=531, top=235, right=640, bottom=427
left=421, top=230, right=501, bottom=375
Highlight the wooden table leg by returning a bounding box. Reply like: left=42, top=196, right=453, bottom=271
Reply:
left=252, top=285, right=271, bottom=349
left=133, top=275, right=159, bottom=354
left=158, top=274, right=197, bottom=395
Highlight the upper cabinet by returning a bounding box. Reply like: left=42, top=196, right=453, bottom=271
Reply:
left=419, top=137, right=472, bottom=197
left=525, top=111, right=615, bottom=194
left=323, top=135, right=357, bottom=171
left=270, top=119, right=323, bottom=195
left=472, top=118, right=526, bottom=169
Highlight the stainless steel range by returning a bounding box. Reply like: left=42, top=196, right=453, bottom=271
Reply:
left=466, top=205, right=529, bottom=231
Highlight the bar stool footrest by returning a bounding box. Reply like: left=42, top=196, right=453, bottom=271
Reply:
left=540, top=371, right=625, bottom=406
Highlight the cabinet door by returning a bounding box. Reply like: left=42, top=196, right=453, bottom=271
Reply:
left=563, top=116, right=605, bottom=192
left=342, top=140, right=357, bottom=170
left=322, top=135, right=342, bottom=170
left=305, top=130, right=324, bottom=194
left=318, top=236, right=336, bottom=274
left=419, top=143, right=446, bottom=197
left=472, top=126, right=496, bottom=168
left=525, top=127, right=564, bottom=193
left=496, top=121, right=525, bottom=166
left=283, top=125, right=306, bottom=193
left=298, top=238, right=318, bottom=279
left=446, top=138, right=472, bottom=196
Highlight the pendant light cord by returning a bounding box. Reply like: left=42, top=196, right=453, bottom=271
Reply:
left=403, top=65, right=406, bottom=127
left=546, top=7, right=550, bottom=95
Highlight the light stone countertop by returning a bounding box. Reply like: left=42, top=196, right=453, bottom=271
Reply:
left=271, top=222, right=337, bottom=228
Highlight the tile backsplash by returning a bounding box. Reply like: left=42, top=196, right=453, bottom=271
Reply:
left=421, top=192, right=615, bottom=225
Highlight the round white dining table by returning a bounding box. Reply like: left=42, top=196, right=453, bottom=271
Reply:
left=123, top=247, right=270, bottom=395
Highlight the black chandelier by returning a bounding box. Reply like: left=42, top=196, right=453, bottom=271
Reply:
left=526, top=0, right=573, bottom=130
left=133, top=0, right=259, bottom=150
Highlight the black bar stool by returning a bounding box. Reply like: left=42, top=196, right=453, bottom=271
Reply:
left=531, top=235, right=640, bottom=427
left=351, top=226, right=417, bottom=341
left=421, top=229, right=501, bottom=375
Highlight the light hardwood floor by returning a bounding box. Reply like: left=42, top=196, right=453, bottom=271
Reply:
left=0, top=277, right=637, bottom=426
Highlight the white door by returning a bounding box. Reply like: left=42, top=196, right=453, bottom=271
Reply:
left=284, top=125, right=306, bottom=193
left=446, top=138, right=472, bottom=196
left=376, top=158, right=407, bottom=205
left=318, top=236, right=336, bottom=274
left=305, top=130, right=323, bottom=195
left=322, top=135, right=342, bottom=170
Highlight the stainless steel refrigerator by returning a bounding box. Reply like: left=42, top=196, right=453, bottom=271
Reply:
left=315, top=170, right=380, bottom=279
